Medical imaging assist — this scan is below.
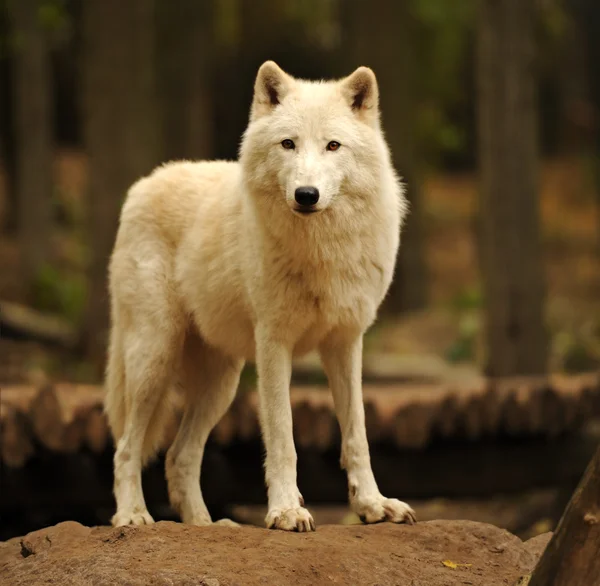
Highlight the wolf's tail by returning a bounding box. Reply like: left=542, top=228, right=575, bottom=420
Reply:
left=104, top=326, right=173, bottom=465
left=104, top=326, right=127, bottom=447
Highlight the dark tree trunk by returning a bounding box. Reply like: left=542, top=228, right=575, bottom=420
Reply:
left=240, top=0, right=286, bottom=63
left=557, top=11, right=592, bottom=154
left=476, top=0, right=548, bottom=376
left=82, top=0, right=160, bottom=373
left=574, top=0, right=600, bottom=260
left=529, top=447, right=600, bottom=586
left=0, top=10, right=17, bottom=234
left=156, top=0, right=214, bottom=162
left=9, top=0, right=53, bottom=287
left=341, top=0, right=427, bottom=314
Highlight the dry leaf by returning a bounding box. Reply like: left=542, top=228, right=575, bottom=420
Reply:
left=340, top=512, right=361, bottom=525
left=442, top=560, right=473, bottom=570
left=531, top=519, right=553, bottom=535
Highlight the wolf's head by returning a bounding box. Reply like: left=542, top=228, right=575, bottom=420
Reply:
left=240, top=61, right=393, bottom=219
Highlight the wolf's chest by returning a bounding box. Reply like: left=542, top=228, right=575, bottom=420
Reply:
left=283, top=269, right=380, bottom=356
left=274, top=253, right=384, bottom=328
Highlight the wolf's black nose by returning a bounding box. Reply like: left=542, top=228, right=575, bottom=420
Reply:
left=295, top=186, right=320, bottom=207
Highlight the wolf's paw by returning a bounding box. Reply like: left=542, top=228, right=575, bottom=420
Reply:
left=266, top=507, right=316, bottom=532
left=213, top=518, right=240, bottom=527
left=355, top=497, right=416, bottom=525
left=111, top=510, right=154, bottom=527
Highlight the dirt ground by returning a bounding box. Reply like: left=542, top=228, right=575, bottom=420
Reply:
left=0, top=519, right=551, bottom=586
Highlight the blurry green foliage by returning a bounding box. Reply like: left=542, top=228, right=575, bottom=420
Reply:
left=52, top=186, right=80, bottom=227
left=445, top=284, right=483, bottom=363
left=450, top=285, right=483, bottom=312
left=538, top=0, right=568, bottom=44
left=65, top=359, right=100, bottom=383
left=2, top=0, right=71, bottom=57
left=32, top=263, right=87, bottom=323
left=412, top=0, right=475, bottom=102
left=214, top=0, right=240, bottom=49
left=445, top=311, right=480, bottom=363
left=410, top=0, right=476, bottom=167
left=37, top=0, right=69, bottom=33
left=445, top=335, right=474, bottom=363
left=553, top=321, right=600, bottom=373
left=406, top=0, right=570, bottom=167
left=562, top=340, right=598, bottom=372
left=238, top=363, right=258, bottom=392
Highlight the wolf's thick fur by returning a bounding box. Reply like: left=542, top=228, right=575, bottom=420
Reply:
left=106, top=62, right=415, bottom=531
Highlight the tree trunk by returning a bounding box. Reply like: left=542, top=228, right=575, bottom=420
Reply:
left=0, top=21, right=17, bottom=234
left=476, top=0, right=548, bottom=377
left=240, top=0, right=286, bottom=63
left=557, top=8, right=593, bottom=155
left=341, top=0, right=427, bottom=313
left=575, top=0, right=600, bottom=260
left=82, top=0, right=160, bottom=372
left=9, top=0, right=53, bottom=287
left=156, top=0, right=214, bottom=162
left=212, top=0, right=242, bottom=160
left=529, top=447, right=600, bottom=586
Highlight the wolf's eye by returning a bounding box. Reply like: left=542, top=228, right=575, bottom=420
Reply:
left=327, top=141, right=341, bottom=151
left=281, top=139, right=295, bottom=150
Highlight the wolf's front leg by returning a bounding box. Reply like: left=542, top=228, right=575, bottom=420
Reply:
left=320, top=331, right=416, bottom=525
left=255, top=328, right=315, bottom=532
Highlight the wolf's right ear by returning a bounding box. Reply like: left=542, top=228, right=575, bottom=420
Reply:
left=251, top=61, right=293, bottom=120
left=340, top=67, right=379, bottom=123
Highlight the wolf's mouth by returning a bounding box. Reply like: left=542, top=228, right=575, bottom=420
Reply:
left=293, top=207, right=320, bottom=215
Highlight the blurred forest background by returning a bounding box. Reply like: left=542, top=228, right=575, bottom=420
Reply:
left=0, top=0, right=599, bottom=384
left=2, top=0, right=600, bottom=543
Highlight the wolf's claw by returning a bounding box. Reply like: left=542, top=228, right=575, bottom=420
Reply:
left=266, top=507, right=316, bottom=532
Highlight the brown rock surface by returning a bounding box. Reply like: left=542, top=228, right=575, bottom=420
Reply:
left=0, top=520, right=551, bottom=586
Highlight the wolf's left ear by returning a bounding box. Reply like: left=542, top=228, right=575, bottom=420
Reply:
left=251, top=61, right=293, bottom=120
left=340, top=67, right=379, bottom=122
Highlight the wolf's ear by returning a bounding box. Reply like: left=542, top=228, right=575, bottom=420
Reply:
left=340, top=67, right=379, bottom=122
left=251, top=61, right=293, bottom=120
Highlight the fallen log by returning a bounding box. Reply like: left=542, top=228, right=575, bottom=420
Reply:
left=1, top=373, right=599, bottom=467
left=0, top=300, right=76, bottom=347
left=29, top=385, right=64, bottom=451
left=529, top=446, right=600, bottom=586
left=28, top=384, right=105, bottom=453
left=393, top=401, right=437, bottom=449
left=0, top=404, right=34, bottom=467
left=84, top=406, right=109, bottom=453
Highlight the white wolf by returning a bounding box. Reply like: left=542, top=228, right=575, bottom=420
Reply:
left=105, top=61, right=415, bottom=532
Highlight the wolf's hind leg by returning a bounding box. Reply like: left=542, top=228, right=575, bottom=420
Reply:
left=111, top=315, right=183, bottom=527
left=166, top=333, right=243, bottom=525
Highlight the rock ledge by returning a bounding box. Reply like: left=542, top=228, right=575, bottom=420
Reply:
left=0, top=520, right=551, bottom=586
